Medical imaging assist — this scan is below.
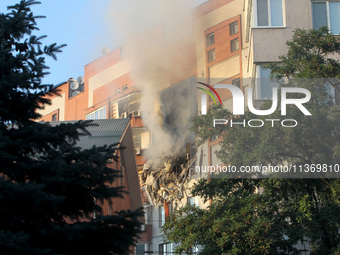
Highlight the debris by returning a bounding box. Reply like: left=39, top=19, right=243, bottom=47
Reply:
left=141, top=154, right=191, bottom=205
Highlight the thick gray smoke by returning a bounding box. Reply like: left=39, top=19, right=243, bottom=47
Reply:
left=106, top=0, right=198, bottom=158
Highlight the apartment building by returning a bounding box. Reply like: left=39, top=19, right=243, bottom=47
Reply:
left=243, top=0, right=340, bottom=99
left=193, top=0, right=244, bottom=180
left=38, top=0, right=339, bottom=254
left=192, top=0, right=339, bottom=252
left=194, top=0, right=340, bottom=178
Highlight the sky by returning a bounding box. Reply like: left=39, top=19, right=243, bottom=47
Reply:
left=0, top=0, right=208, bottom=86
left=0, top=0, right=121, bottom=85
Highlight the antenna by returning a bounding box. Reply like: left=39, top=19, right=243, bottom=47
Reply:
left=77, top=76, right=84, bottom=85
left=102, top=47, right=110, bottom=55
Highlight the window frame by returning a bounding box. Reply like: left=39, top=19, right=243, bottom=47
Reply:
left=86, top=105, right=107, bottom=120
left=312, top=1, right=340, bottom=35
left=206, top=32, right=215, bottom=46
left=207, top=48, right=216, bottom=63
left=253, top=0, right=284, bottom=27
left=133, top=134, right=142, bottom=149
left=159, top=243, right=173, bottom=255
left=255, top=64, right=280, bottom=99
left=159, top=205, right=165, bottom=227
left=230, top=21, right=239, bottom=35
left=135, top=244, right=145, bottom=255
left=52, top=113, right=57, bottom=121
left=230, top=38, right=240, bottom=53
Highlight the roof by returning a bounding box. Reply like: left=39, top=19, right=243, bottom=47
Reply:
left=49, top=119, right=130, bottom=150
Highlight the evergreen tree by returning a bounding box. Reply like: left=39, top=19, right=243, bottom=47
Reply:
left=0, top=1, right=143, bottom=254
left=163, top=28, right=340, bottom=255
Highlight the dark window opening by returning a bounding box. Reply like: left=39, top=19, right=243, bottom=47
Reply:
left=206, top=32, right=215, bottom=46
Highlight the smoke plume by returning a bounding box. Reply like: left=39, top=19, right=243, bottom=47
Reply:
left=106, top=0, right=198, bottom=158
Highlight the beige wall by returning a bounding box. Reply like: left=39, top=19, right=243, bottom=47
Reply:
left=251, top=0, right=313, bottom=63
left=38, top=93, right=66, bottom=121
left=209, top=55, right=240, bottom=79
left=88, top=60, right=129, bottom=107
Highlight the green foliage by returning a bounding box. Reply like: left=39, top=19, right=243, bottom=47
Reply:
left=0, top=1, right=143, bottom=254
left=163, top=28, right=340, bottom=254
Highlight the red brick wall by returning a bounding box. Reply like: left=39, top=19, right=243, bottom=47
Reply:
left=39, top=109, right=59, bottom=122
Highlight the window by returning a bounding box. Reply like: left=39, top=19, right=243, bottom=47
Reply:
left=122, top=84, right=128, bottom=91
left=232, top=78, right=241, bottom=88
left=312, top=1, right=340, bottom=35
left=86, top=106, right=107, bottom=120
left=255, top=0, right=283, bottom=27
left=231, top=38, right=239, bottom=52
left=159, top=243, right=173, bottom=255
left=52, top=113, right=57, bottom=121
left=135, top=244, right=145, bottom=255
left=159, top=205, right=165, bottom=227
left=187, top=197, right=196, bottom=206
left=255, top=65, right=279, bottom=99
left=207, top=49, right=216, bottom=63
left=115, top=88, right=121, bottom=95
left=133, top=135, right=141, bottom=149
left=325, top=81, right=338, bottom=103
left=133, top=127, right=150, bottom=149
left=230, top=21, right=239, bottom=35
left=206, top=32, right=215, bottom=46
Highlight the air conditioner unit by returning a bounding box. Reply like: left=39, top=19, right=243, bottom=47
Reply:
left=121, top=112, right=127, bottom=118
left=133, top=110, right=141, bottom=117
left=135, top=147, right=141, bottom=155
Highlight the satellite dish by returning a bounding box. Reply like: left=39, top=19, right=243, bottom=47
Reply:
left=77, top=76, right=84, bottom=84
left=70, top=81, right=79, bottom=90
left=71, top=90, right=80, bottom=97
left=102, top=47, right=110, bottom=55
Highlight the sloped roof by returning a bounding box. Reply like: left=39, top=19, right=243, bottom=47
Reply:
left=49, top=119, right=130, bottom=150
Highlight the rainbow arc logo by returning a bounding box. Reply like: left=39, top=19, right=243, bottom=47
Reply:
left=196, top=82, right=222, bottom=106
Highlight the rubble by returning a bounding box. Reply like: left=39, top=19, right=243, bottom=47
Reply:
left=140, top=154, right=193, bottom=205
